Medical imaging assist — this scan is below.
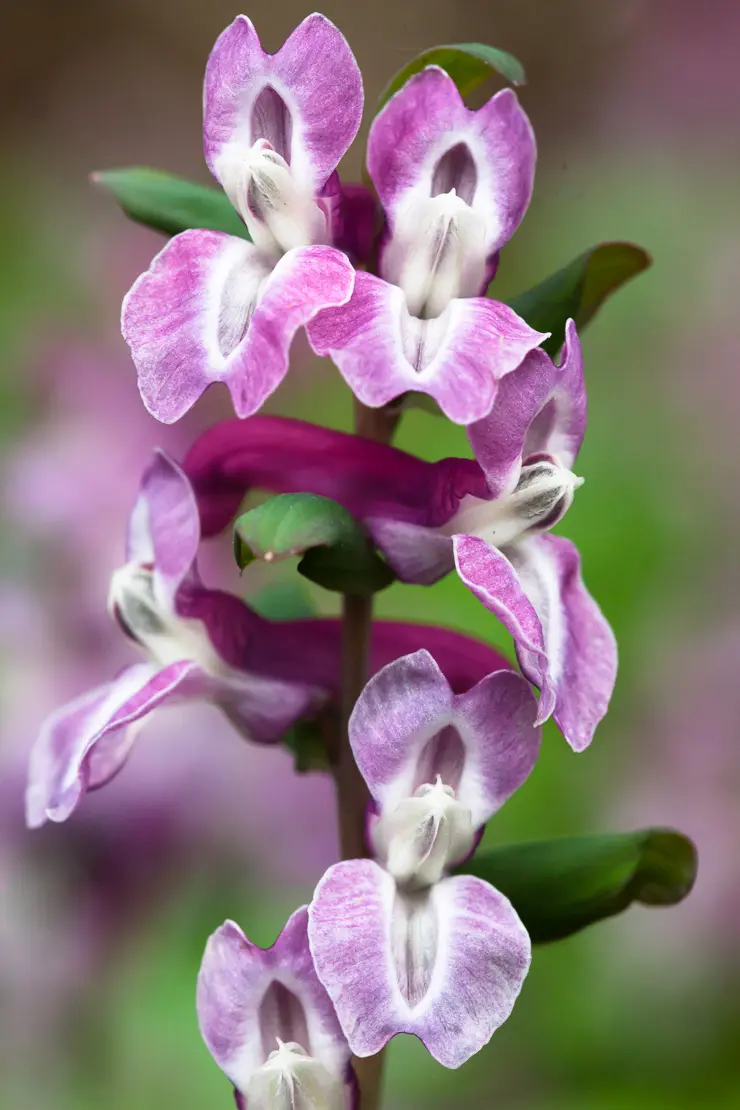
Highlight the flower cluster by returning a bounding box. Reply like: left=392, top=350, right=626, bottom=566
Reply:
left=26, top=12, right=695, bottom=1110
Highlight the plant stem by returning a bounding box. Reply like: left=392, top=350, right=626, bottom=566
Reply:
left=337, top=591, right=373, bottom=861
left=334, top=400, right=398, bottom=1110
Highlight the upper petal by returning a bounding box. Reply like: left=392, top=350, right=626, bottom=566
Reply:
left=467, top=318, right=586, bottom=495
left=198, top=907, right=350, bottom=1097
left=307, top=273, right=547, bottom=424
left=350, top=650, right=539, bottom=828
left=204, top=14, right=363, bottom=197
left=122, top=231, right=354, bottom=422
left=126, top=450, right=201, bottom=607
left=308, top=860, right=530, bottom=1068
left=183, top=414, right=488, bottom=536
left=368, top=67, right=535, bottom=258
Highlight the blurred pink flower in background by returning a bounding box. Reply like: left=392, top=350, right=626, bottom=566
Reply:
left=614, top=619, right=740, bottom=975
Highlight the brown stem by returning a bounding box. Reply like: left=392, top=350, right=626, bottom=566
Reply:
left=336, top=590, right=373, bottom=861
left=333, top=400, right=400, bottom=1110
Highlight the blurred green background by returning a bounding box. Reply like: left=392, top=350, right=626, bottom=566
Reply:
left=1, top=0, right=739, bottom=1106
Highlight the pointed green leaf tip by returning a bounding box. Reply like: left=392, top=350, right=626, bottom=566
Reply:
left=233, top=493, right=395, bottom=595
left=505, top=241, right=652, bottom=357
left=461, top=828, right=697, bottom=944
left=378, top=42, right=526, bottom=111
left=91, top=167, right=250, bottom=240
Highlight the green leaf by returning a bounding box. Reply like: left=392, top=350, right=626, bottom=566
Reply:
left=92, top=167, right=250, bottom=240
left=247, top=581, right=316, bottom=621
left=283, top=712, right=338, bottom=774
left=233, top=493, right=395, bottom=595
left=505, top=241, right=651, bottom=358
left=378, top=42, right=526, bottom=111
left=460, top=829, right=697, bottom=944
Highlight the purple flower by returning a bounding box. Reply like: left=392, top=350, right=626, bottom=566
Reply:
left=198, top=906, right=355, bottom=1109
left=25, top=450, right=327, bottom=829
left=184, top=322, right=617, bottom=750
left=308, top=650, right=537, bottom=1067
left=122, top=14, right=362, bottom=423
left=307, top=66, right=547, bottom=423
left=25, top=436, right=522, bottom=830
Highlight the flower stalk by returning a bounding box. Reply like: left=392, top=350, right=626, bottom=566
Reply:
left=336, top=399, right=394, bottom=1109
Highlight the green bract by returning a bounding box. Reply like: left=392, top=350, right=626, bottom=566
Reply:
left=233, top=493, right=395, bottom=595
left=461, top=828, right=697, bottom=943
left=505, top=241, right=652, bottom=358
left=92, top=167, right=250, bottom=240
left=378, top=42, right=525, bottom=111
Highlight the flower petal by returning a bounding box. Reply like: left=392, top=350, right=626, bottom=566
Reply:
left=349, top=649, right=454, bottom=809
left=184, top=414, right=488, bottom=536
left=309, top=861, right=530, bottom=1068
left=308, top=273, right=546, bottom=424
left=26, top=661, right=193, bottom=827
left=467, top=318, right=586, bottom=495
left=122, top=231, right=354, bottom=423
left=126, top=450, right=201, bottom=607
left=197, top=907, right=349, bottom=1096
left=26, top=643, right=328, bottom=828
left=368, top=67, right=535, bottom=258
left=204, top=14, right=363, bottom=197
left=453, top=533, right=616, bottom=750
left=510, top=534, right=617, bottom=752
left=350, top=650, right=538, bottom=827
left=453, top=534, right=555, bottom=723
left=366, top=517, right=454, bottom=585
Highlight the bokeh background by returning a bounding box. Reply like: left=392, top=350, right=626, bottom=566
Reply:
left=2, top=0, right=739, bottom=1106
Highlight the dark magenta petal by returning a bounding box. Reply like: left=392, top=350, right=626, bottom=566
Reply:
left=184, top=415, right=488, bottom=536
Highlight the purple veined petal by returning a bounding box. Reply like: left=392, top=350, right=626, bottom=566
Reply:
left=510, top=534, right=617, bottom=752
left=126, top=450, right=201, bottom=608
left=307, top=273, right=547, bottom=425
left=453, top=534, right=556, bottom=725
left=197, top=907, right=350, bottom=1100
left=368, top=67, right=536, bottom=259
left=467, top=319, right=586, bottom=496
left=309, top=860, right=531, bottom=1068
left=26, top=660, right=190, bottom=828
left=350, top=650, right=539, bottom=829
left=26, top=649, right=327, bottom=828
left=366, top=517, right=455, bottom=585
left=204, top=14, right=363, bottom=198
left=122, top=231, right=354, bottom=423
left=183, top=414, right=489, bottom=537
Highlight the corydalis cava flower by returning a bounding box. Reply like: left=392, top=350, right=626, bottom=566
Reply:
left=122, top=14, right=362, bottom=422
left=183, top=321, right=617, bottom=750
left=308, top=650, right=538, bottom=1067
left=198, top=906, right=355, bottom=1109
left=25, top=442, right=522, bottom=828
left=308, top=65, right=547, bottom=423
left=25, top=450, right=329, bottom=828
